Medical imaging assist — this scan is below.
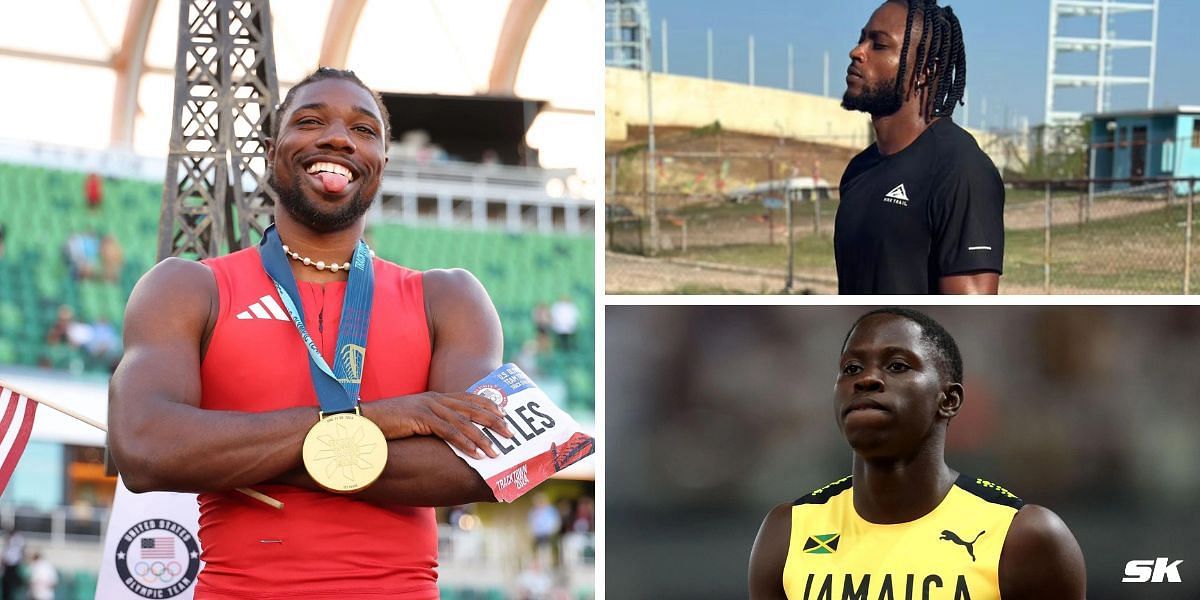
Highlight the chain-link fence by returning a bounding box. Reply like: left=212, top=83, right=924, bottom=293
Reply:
left=1005, top=178, right=1199, bottom=294
left=606, top=174, right=1200, bottom=294
left=605, top=127, right=859, bottom=293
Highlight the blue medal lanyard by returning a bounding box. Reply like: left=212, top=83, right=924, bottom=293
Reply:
left=258, top=224, right=374, bottom=414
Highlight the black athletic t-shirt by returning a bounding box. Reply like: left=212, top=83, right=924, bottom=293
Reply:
left=834, top=118, right=1004, bottom=294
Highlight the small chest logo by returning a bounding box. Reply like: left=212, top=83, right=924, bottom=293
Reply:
left=939, top=529, right=985, bottom=562
left=883, top=183, right=910, bottom=206
left=803, top=533, right=841, bottom=554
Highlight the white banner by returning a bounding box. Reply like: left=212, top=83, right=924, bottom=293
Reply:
left=96, top=478, right=203, bottom=599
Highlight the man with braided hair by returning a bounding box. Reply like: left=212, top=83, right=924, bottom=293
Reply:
left=834, top=0, right=1005, bottom=294
left=748, top=308, right=1086, bottom=599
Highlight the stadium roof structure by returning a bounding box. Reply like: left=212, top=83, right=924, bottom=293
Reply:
left=0, top=0, right=597, bottom=177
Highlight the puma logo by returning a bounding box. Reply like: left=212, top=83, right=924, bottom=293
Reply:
left=939, top=529, right=985, bottom=562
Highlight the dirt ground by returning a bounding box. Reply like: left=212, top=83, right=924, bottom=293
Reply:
left=604, top=252, right=837, bottom=295
left=603, top=251, right=1144, bottom=295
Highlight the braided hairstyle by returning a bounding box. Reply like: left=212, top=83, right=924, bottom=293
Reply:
left=890, top=0, right=966, bottom=122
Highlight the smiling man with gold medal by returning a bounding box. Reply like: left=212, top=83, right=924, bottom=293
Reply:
left=109, top=68, right=517, bottom=599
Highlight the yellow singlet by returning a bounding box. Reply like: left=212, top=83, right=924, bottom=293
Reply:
left=782, top=474, right=1023, bottom=600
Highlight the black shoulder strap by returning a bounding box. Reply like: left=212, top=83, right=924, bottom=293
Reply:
left=793, top=475, right=852, bottom=506
left=955, top=474, right=1025, bottom=509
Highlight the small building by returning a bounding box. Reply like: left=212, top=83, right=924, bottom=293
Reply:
left=1088, top=106, right=1200, bottom=194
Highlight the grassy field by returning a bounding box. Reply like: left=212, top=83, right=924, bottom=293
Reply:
left=1003, top=201, right=1194, bottom=293
left=609, top=197, right=1199, bottom=294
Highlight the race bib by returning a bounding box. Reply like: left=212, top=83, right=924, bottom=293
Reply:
left=455, top=364, right=595, bottom=502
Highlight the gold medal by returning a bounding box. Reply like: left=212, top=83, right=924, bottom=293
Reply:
left=302, top=408, right=387, bottom=493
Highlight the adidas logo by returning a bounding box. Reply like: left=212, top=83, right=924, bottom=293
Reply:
left=236, top=295, right=290, bottom=321
left=883, top=183, right=909, bottom=206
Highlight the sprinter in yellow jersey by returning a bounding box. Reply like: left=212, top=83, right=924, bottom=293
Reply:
left=749, top=308, right=1086, bottom=599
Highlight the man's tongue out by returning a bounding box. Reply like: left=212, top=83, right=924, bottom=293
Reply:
left=316, top=171, right=349, bottom=193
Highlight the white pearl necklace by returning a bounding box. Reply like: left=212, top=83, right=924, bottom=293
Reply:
left=281, top=243, right=375, bottom=272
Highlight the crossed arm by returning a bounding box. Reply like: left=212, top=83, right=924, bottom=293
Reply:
left=109, top=258, right=509, bottom=507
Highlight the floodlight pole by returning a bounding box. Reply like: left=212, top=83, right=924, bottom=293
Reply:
left=643, top=2, right=658, bottom=255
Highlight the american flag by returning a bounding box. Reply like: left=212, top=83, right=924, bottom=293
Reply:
left=0, top=386, right=38, bottom=496
left=141, top=537, right=175, bottom=559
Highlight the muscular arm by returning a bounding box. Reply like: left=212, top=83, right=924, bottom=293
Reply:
left=280, top=268, right=505, bottom=506
left=109, top=258, right=317, bottom=493
left=749, top=503, right=792, bottom=600
left=998, top=504, right=1087, bottom=599
left=939, top=271, right=999, bottom=294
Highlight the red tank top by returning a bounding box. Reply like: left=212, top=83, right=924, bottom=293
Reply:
left=195, top=247, right=437, bottom=599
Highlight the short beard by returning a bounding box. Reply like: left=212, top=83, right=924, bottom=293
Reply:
left=842, top=76, right=904, bottom=117
left=269, top=170, right=374, bottom=234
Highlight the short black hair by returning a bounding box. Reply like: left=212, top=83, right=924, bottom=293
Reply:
left=888, top=0, right=967, bottom=123
left=272, top=67, right=390, bottom=143
left=842, top=307, right=964, bottom=384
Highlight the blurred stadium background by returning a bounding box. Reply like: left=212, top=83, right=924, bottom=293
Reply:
left=0, top=1, right=597, bottom=598
left=607, top=305, right=1200, bottom=599
left=604, top=0, right=1200, bottom=294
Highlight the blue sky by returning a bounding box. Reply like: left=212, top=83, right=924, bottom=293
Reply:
left=639, top=0, right=1198, bottom=128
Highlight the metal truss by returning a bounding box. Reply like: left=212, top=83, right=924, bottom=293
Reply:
left=1044, top=0, right=1159, bottom=124
left=159, top=0, right=279, bottom=259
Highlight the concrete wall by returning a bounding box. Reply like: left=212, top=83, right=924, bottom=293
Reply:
left=606, top=67, right=872, bottom=150
left=606, top=67, right=1016, bottom=170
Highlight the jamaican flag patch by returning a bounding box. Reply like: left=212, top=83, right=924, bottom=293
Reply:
left=803, top=533, right=840, bottom=554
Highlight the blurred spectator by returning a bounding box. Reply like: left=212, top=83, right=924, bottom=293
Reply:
left=45, top=305, right=79, bottom=346
left=515, top=339, right=543, bottom=379
left=2, top=528, right=26, bottom=599
left=550, top=296, right=579, bottom=352
left=533, top=303, right=552, bottom=339
left=514, top=558, right=553, bottom=600
left=0, top=222, right=6, bottom=259
left=100, top=234, right=124, bottom=282
left=86, top=319, right=122, bottom=370
left=28, top=551, right=57, bottom=600
left=572, top=496, right=595, bottom=533
left=528, top=494, right=561, bottom=565
left=66, top=318, right=94, bottom=350
left=556, top=497, right=575, bottom=536
left=64, top=230, right=100, bottom=280
left=393, top=131, right=448, bottom=164
left=85, top=172, right=103, bottom=209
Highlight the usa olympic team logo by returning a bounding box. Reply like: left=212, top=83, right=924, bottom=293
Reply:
left=475, top=384, right=508, bottom=410
left=114, top=519, right=201, bottom=598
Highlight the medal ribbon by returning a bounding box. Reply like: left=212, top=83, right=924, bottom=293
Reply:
left=258, top=224, right=374, bottom=414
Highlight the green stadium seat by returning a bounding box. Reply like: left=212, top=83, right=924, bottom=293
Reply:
left=0, top=162, right=595, bottom=416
